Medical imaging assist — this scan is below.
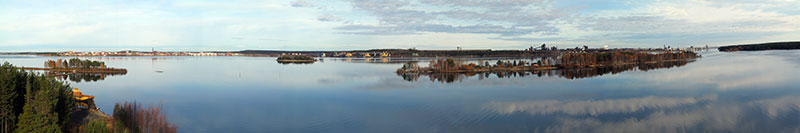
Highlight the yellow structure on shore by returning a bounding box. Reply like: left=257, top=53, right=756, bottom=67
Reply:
left=345, top=53, right=353, bottom=57
left=364, top=53, right=371, bottom=57
left=72, top=88, right=95, bottom=101
left=380, top=52, right=390, bottom=57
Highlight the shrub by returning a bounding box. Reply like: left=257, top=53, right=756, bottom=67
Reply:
left=82, top=119, right=109, bottom=133
left=112, top=102, right=177, bottom=133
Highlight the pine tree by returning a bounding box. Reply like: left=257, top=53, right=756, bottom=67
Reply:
left=15, top=81, right=62, bottom=133
left=1, top=63, right=20, bottom=133
left=0, top=62, right=74, bottom=133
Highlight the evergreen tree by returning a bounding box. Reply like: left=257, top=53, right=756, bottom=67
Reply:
left=1, top=63, right=21, bottom=132
left=0, top=62, right=74, bottom=133
left=15, top=87, right=62, bottom=133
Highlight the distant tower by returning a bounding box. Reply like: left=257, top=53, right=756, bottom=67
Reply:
left=541, top=43, right=547, bottom=50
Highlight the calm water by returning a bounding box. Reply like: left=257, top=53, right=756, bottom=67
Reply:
left=3, top=50, right=800, bottom=132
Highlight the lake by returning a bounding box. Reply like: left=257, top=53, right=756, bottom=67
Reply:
left=2, top=50, right=800, bottom=132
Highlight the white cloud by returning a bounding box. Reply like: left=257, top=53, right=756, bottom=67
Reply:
left=1, top=0, right=799, bottom=50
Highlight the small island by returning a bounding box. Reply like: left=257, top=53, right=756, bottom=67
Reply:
left=21, top=58, right=127, bottom=74
left=276, top=55, right=317, bottom=64
left=718, top=41, right=800, bottom=52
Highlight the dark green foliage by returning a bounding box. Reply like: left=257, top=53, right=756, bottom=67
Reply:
left=81, top=119, right=109, bottom=133
left=446, top=59, right=456, bottom=67
left=1, top=63, right=23, bottom=132
left=15, top=89, right=63, bottom=133
left=0, top=62, right=74, bottom=133
left=719, top=41, right=800, bottom=52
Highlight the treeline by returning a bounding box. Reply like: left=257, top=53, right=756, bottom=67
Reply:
left=0, top=62, right=74, bottom=132
left=45, top=58, right=106, bottom=69
left=718, top=41, right=800, bottom=52
left=558, top=51, right=699, bottom=68
left=401, top=59, right=545, bottom=72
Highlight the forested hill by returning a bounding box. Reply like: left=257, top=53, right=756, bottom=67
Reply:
left=719, top=42, right=800, bottom=52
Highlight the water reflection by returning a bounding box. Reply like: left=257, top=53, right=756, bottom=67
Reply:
left=399, top=60, right=695, bottom=83
left=277, top=61, right=315, bottom=65
left=479, top=94, right=800, bottom=132
left=485, top=95, right=716, bottom=116
left=46, top=72, right=126, bottom=82
left=3, top=51, right=800, bottom=132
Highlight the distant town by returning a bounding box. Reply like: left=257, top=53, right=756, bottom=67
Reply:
left=1, top=44, right=715, bottom=58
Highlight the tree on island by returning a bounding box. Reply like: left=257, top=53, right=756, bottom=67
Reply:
left=45, top=58, right=106, bottom=69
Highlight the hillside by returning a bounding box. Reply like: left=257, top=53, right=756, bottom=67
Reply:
left=719, top=42, right=800, bottom=52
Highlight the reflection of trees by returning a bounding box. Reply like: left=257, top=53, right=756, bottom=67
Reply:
left=46, top=72, right=126, bottom=82
left=277, top=62, right=314, bottom=65
left=556, top=60, right=693, bottom=79
left=398, top=60, right=694, bottom=83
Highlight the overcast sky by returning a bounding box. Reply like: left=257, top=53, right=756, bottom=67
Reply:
left=1, top=0, right=799, bottom=52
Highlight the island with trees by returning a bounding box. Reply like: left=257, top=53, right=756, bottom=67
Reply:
left=20, top=58, right=127, bottom=74
left=397, top=51, right=700, bottom=75
left=718, top=41, right=800, bottom=52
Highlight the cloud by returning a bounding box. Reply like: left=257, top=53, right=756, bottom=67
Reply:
left=324, top=0, right=565, bottom=37
left=335, top=23, right=539, bottom=36
left=290, top=0, right=315, bottom=7
left=317, top=14, right=343, bottom=22
left=568, top=0, right=800, bottom=46
left=2, top=0, right=800, bottom=50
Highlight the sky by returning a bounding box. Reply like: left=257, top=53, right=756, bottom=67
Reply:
left=0, top=0, right=799, bottom=52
